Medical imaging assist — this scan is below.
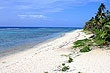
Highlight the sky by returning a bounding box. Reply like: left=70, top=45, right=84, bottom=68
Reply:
left=0, top=0, right=110, bottom=27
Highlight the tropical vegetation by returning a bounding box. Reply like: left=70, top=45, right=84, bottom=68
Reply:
left=83, top=3, right=110, bottom=46
left=80, top=46, right=91, bottom=52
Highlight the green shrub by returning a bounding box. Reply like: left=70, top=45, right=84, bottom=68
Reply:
left=80, top=46, right=91, bottom=52
left=93, top=34, right=110, bottom=47
left=94, top=39, right=105, bottom=46
left=62, top=66, right=69, bottom=71
left=68, top=57, right=73, bottom=63
left=73, top=39, right=93, bottom=48
left=93, top=29, right=101, bottom=35
left=44, top=72, right=48, bottom=73
left=62, top=63, right=65, bottom=66
left=73, top=39, right=88, bottom=47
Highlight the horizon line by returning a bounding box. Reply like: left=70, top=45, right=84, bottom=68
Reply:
left=0, top=26, right=83, bottom=28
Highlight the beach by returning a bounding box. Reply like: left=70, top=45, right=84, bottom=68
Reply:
left=0, top=29, right=110, bottom=73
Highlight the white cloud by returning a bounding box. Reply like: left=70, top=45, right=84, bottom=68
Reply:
left=18, top=14, right=46, bottom=19
left=0, top=0, right=104, bottom=14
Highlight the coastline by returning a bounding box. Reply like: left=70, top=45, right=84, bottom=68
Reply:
left=0, top=29, right=91, bottom=73
left=0, top=29, right=77, bottom=58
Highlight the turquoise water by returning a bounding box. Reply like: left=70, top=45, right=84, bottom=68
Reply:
left=0, top=27, right=81, bottom=51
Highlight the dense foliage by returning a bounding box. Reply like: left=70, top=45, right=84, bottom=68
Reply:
left=83, top=3, right=110, bottom=46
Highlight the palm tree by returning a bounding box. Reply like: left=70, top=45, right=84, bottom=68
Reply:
left=97, top=3, right=106, bottom=19
left=100, top=3, right=106, bottom=12
left=96, top=3, right=106, bottom=30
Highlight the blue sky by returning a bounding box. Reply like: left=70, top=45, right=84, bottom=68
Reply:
left=0, top=0, right=110, bottom=27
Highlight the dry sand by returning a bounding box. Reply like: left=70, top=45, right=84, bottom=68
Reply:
left=66, top=49, right=110, bottom=73
left=0, top=29, right=109, bottom=73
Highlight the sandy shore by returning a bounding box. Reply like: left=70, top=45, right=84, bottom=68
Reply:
left=69, top=49, right=110, bottom=73
left=0, top=29, right=109, bottom=73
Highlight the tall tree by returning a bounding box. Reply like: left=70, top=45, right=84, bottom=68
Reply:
left=97, top=3, right=106, bottom=29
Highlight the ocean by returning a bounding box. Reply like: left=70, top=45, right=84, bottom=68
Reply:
left=0, top=27, right=81, bottom=51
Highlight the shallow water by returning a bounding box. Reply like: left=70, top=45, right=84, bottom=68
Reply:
left=0, top=27, right=81, bottom=51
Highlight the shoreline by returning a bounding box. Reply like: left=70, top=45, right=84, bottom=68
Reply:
left=0, top=29, right=76, bottom=58
left=0, top=29, right=91, bottom=73
left=0, top=29, right=77, bottom=58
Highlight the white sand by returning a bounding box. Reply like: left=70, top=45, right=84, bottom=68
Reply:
left=67, top=49, right=110, bottom=73
left=0, top=29, right=109, bottom=73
